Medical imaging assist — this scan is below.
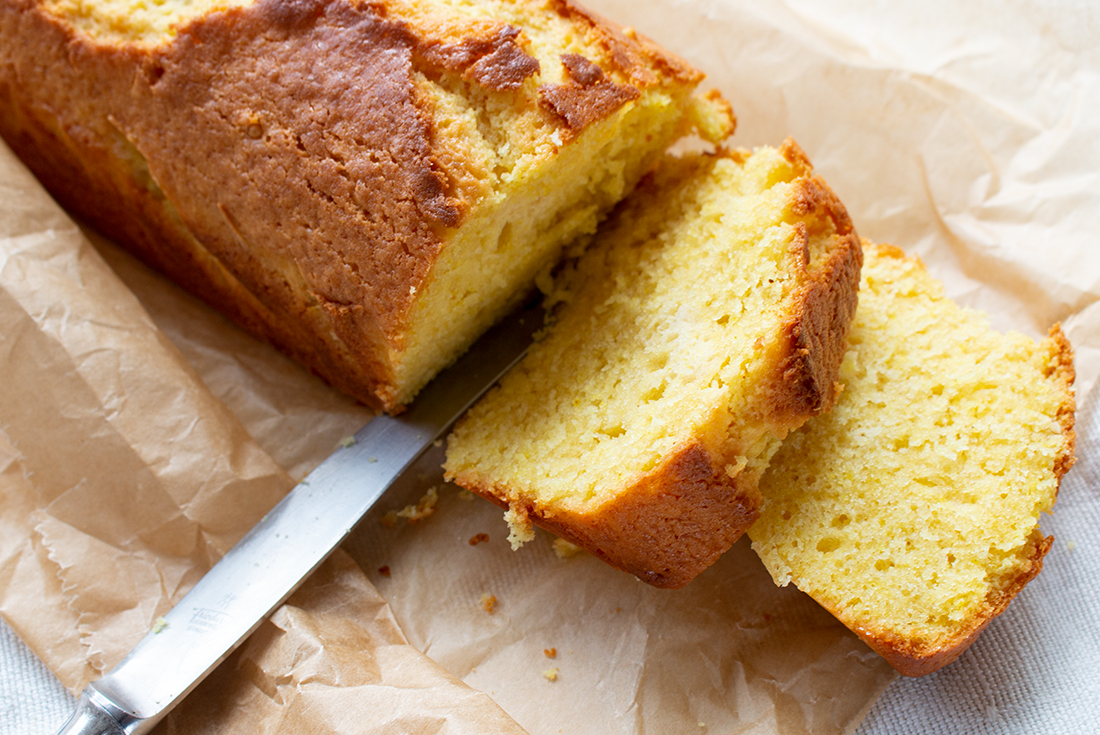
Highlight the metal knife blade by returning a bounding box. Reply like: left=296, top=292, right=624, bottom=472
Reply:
left=53, top=300, right=543, bottom=735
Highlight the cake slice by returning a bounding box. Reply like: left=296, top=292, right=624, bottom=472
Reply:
left=0, top=0, right=733, bottom=412
left=444, top=141, right=862, bottom=588
left=749, top=242, right=1076, bottom=676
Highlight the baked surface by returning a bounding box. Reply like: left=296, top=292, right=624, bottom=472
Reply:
left=445, top=141, right=862, bottom=588
left=749, top=242, right=1076, bottom=676
left=0, top=0, right=733, bottom=411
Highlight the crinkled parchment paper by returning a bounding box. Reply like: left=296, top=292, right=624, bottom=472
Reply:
left=3, top=1, right=1099, bottom=734
left=0, top=143, right=525, bottom=734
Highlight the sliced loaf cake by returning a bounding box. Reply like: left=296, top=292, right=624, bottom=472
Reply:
left=445, top=141, right=862, bottom=588
left=0, top=0, right=733, bottom=412
left=749, top=241, right=1076, bottom=675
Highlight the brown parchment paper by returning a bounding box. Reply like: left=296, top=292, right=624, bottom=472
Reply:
left=0, top=141, right=528, bottom=734
left=0, top=139, right=290, bottom=690
left=3, top=1, right=1099, bottom=734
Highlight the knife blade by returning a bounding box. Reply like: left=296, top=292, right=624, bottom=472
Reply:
left=53, top=300, right=543, bottom=735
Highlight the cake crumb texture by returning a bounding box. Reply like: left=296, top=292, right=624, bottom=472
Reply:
left=446, top=142, right=862, bottom=588
left=750, top=241, right=1076, bottom=676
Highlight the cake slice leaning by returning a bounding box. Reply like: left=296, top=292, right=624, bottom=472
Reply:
left=444, top=140, right=862, bottom=588
left=749, top=242, right=1076, bottom=676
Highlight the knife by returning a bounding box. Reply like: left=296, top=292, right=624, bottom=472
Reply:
left=53, top=300, right=543, bottom=735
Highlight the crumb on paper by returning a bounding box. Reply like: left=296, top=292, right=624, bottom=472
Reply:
left=504, top=506, right=535, bottom=549
left=480, top=593, right=497, bottom=613
left=369, top=457, right=378, bottom=463
left=394, top=487, right=440, bottom=524
left=698, top=723, right=706, bottom=729
left=544, top=647, right=557, bottom=658
left=552, top=538, right=582, bottom=559
left=469, top=533, right=490, bottom=546
left=1067, top=540, right=1076, bottom=551
left=432, top=438, right=442, bottom=448
left=338, top=435, right=356, bottom=448
left=542, top=667, right=559, bottom=682
left=378, top=565, right=391, bottom=577
left=458, top=489, right=475, bottom=501
left=152, top=617, right=169, bottom=634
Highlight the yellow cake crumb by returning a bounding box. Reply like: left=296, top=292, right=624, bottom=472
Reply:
left=395, top=487, right=439, bottom=523
left=542, top=667, right=559, bottom=682
left=504, top=506, right=535, bottom=549
left=552, top=538, right=583, bottom=559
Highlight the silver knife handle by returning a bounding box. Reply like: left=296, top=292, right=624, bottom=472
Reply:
left=55, top=691, right=133, bottom=735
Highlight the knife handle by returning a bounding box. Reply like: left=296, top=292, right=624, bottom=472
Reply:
left=55, top=691, right=134, bottom=735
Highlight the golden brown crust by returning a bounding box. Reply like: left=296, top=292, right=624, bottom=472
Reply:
left=1045, top=323, right=1077, bottom=486
left=767, top=175, right=862, bottom=422
left=538, top=53, right=641, bottom=138
left=778, top=137, right=814, bottom=177
left=534, top=0, right=704, bottom=138
left=735, top=141, right=863, bottom=426
left=2, top=0, right=458, bottom=410
left=548, top=0, right=702, bottom=87
left=416, top=23, right=541, bottom=92
left=458, top=441, right=760, bottom=589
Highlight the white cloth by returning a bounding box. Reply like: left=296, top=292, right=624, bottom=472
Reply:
left=0, top=621, right=72, bottom=733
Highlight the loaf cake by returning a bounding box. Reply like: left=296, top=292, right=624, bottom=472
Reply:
left=0, top=0, right=734, bottom=412
left=444, top=141, right=863, bottom=588
left=749, top=242, right=1076, bottom=676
